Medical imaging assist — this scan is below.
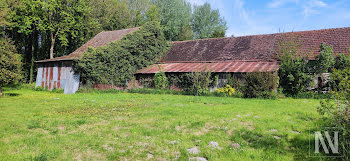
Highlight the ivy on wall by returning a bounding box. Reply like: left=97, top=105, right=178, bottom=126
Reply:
left=74, top=21, right=171, bottom=86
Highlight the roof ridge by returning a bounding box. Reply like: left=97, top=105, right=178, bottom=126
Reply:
left=100, top=27, right=140, bottom=33
left=160, top=60, right=278, bottom=63
left=170, top=26, right=350, bottom=43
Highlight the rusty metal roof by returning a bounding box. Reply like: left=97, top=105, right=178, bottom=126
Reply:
left=36, top=27, right=139, bottom=63
left=135, top=61, right=280, bottom=74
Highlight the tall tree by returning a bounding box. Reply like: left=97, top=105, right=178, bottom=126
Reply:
left=154, top=0, right=192, bottom=41
left=9, top=0, right=45, bottom=83
left=43, top=0, right=98, bottom=59
left=0, top=37, right=22, bottom=96
left=126, top=0, right=150, bottom=27
left=192, top=3, right=227, bottom=39
left=145, top=4, right=160, bottom=22
left=0, top=0, right=10, bottom=34
left=89, top=0, right=132, bottom=31
left=8, top=0, right=98, bottom=82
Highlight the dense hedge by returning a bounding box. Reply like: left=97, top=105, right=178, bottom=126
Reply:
left=74, top=21, right=171, bottom=86
left=242, top=72, right=278, bottom=98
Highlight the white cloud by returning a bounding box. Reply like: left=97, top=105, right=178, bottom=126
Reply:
left=231, top=0, right=275, bottom=36
left=302, top=0, right=327, bottom=17
left=267, top=0, right=299, bottom=8
left=267, top=0, right=327, bottom=17
left=310, top=0, right=327, bottom=7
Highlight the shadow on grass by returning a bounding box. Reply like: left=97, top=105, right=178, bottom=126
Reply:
left=231, top=127, right=329, bottom=161
left=3, top=93, right=20, bottom=97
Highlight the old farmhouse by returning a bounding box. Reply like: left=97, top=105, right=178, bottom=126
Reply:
left=36, top=27, right=350, bottom=94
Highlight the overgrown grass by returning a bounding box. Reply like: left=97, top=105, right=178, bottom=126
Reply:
left=0, top=87, right=326, bottom=160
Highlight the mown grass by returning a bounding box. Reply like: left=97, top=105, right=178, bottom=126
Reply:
left=0, top=88, right=325, bottom=160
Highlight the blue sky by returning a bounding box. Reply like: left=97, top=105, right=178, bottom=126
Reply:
left=188, top=0, right=350, bottom=36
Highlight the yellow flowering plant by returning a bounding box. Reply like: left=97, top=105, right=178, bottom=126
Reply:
left=215, top=85, right=235, bottom=97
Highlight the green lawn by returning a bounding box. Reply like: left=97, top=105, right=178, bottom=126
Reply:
left=0, top=88, right=324, bottom=160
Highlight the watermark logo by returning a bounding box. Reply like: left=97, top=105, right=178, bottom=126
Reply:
left=309, top=127, right=344, bottom=158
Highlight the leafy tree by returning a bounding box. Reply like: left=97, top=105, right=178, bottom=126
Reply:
left=192, top=3, right=227, bottom=39
left=210, top=30, right=225, bottom=38
left=0, top=38, right=22, bottom=96
left=315, top=43, right=335, bottom=73
left=154, top=0, right=192, bottom=41
left=277, top=36, right=312, bottom=96
left=335, top=53, right=350, bottom=70
left=176, top=24, right=193, bottom=41
left=126, top=0, right=150, bottom=27
left=146, top=4, right=161, bottom=22
left=9, top=0, right=45, bottom=83
left=43, top=0, right=98, bottom=59
left=0, top=0, right=10, bottom=34
left=7, top=0, right=98, bottom=83
left=89, top=0, right=132, bottom=31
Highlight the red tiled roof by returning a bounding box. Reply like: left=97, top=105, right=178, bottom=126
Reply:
left=135, top=61, right=280, bottom=74
left=161, top=27, right=350, bottom=62
left=36, top=27, right=139, bottom=63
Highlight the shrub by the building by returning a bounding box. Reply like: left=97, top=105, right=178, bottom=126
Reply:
left=317, top=67, right=350, bottom=160
left=215, top=85, right=235, bottom=97
left=154, top=70, right=168, bottom=89
left=277, top=36, right=312, bottom=96
left=74, top=21, right=171, bottom=86
left=242, top=72, right=278, bottom=98
left=335, top=53, right=350, bottom=70
left=0, top=38, right=22, bottom=97
left=226, top=74, right=244, bottom=92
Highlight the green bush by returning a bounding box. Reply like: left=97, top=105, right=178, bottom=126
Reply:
left=188, top=71, right=212, bottom=96
left=314, top=43, right=335, bottom=73
left=317, top=69, right=350, bottom=159
left=242, top=72, right=278, bottom=98
left=168, top=72, right=213, bottom=96
left=74, top=21, right=171, bottom=86
left=168, top=73, right=193, bottom=90
left=0, top=37, right=22, bottom=96
left=277, top=36, right=312, bottom=96
left=226, top=74, right=243, bottom=92
left=154, top=70, right=168, bottom=89
left=329, top=68, right=350, bottom=99
left=215, top=85, right=235, bottom=97
left=335, top=53, right=350, bottom=70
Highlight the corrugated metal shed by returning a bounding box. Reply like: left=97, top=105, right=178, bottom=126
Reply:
left=136, top=61, right=280, bottom=74
left=36, top=61, right=80, bottom=94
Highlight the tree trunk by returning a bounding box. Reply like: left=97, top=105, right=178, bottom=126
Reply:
left=29, top=30, right=38, bottom=84
left=0, top=86, right=2, bottom=97
left=25, top=34, right=33, bottom=83
left=50, top=32, right=55, bottom=59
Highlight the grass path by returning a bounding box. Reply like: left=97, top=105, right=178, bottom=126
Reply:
left=0, top=89, right=323, bottom=160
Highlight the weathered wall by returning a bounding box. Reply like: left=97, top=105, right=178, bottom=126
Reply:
left=36, top=61, right=80, bottom=94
